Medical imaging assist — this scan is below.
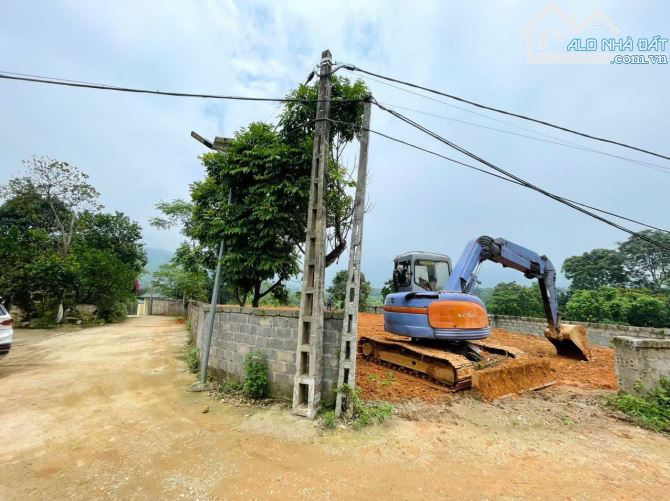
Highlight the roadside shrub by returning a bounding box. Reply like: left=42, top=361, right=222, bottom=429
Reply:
left=243, top=351, right=268, bottom=399
left=320, top=410, right=338, bottom=429
left=186, top=346, right=199, bottom=373
left=28, top=315, right=56, bottom=329
left=335, top=384, right=394, bottom=430
left=608, top=378, right=670, bottom=433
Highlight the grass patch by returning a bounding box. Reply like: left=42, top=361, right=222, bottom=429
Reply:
left=243, top=351, right=269, bottom=400
left=607, top=378, right=670, bottom=433
left=210, top=378, right=244, bottom=397
left=318, top=384, right=394, bottom=430
left=321, top=410, right=338, bottom=429
left=186, top=346, right=199, bottom=374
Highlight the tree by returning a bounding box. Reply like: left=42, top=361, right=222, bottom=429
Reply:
left=151, top=262, right=208, bottom=304
left=185, top=76, right=369, bottom=308
left=2, top=157, right=101, bottom=257
left=562, top=248, right=626, bottom=291
left=565, top=287, right=669, bottom=327
left=487, top=282, right=545, bottom=318
left=380, top=278, right=395, bottom=300
left=70, top=211, right=147, bottom=320
left=1, top=157, right=101, bottom=321
left=191, top=124, right=303, bottom=307
left=0, top=163, right=145, bottom=323
left=280, top=75, right=369, bottom=263
left=618, top=230, right=670, bottom=290
left=326, top=270, right=372, bottom=311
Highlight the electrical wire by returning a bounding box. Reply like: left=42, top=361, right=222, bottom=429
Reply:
left=0, top=71, right=363, bottom=103
left=344, top=68, right=583, bottom=145
left=368, top=103, right=670, bottom=251
left=379, top=102, right=670, bottom=174
left=347, top=70, right=670, bottom=174
left=324, top=117, right=670, bottom=234
left=343, top=64, right=670, bottom=162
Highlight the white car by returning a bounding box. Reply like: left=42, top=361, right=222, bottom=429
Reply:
left=0, top=305, right=12, bottom=359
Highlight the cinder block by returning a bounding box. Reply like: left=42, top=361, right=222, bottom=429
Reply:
left=269, top=337, right=284, bottom=350
left=277, top=350, right=294, bottom=363
left=269, top=360, right=287, bottom=373
left=253, top=335, right=269, bottom=348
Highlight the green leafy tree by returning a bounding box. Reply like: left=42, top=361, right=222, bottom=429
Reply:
left=0, top=163, right=145, bottom=323
left=70, top=211, right=146, bottom=320
left=473, top=286, right=494, bottom=306
left=149, top=200, right=216, bottom=304
left=187, top=76, right=368, bottom=308
left=380, top=278, right=395, bottom=300
left=562, top=248, right=626, bottom=291
left=565, top=287, right=669, bottom=327
left=326, top=270, right=372, bottom=311
left=151, top=262, right=208, bottom=304
left=191, top=125, right=303, bottom=307
left=487, top=282, right=545, bottom=318
left=1, top=157, right=101, bottom=321
left=618, top=230, right=670, bottom=290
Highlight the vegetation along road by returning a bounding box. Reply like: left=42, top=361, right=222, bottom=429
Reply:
left=2, top=316, right=669, bottom=499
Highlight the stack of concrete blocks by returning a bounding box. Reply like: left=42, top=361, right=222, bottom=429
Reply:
left=188, top=302, right=342, bottom=400
left=612, top=337, right=670, bottom=394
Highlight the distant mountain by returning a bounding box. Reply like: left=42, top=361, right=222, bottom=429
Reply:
left=140, top=247, right=173, bottom=290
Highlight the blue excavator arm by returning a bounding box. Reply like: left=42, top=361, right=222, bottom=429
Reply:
left=444, top=236, right=559, bottom=334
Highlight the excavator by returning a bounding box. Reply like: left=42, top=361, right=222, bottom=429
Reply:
left=359, top=236, right=592, bottom=397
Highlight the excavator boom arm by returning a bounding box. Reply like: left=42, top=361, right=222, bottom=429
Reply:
left=444, top=236, right=559, bottom=333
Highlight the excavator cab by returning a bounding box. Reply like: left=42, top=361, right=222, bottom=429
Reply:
left=392, top=252, right=452, bottom=293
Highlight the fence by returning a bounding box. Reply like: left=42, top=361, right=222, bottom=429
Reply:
left=187, top=302, right=342, bottom=400
left=147, top=298, right=186, bottom=316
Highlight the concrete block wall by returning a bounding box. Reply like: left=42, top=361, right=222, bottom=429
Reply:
left=612, top=337, right=670, bottom=394
left=187, top=302, right=342, bottom=400
left=488, top=314, right=670, bottom=347
left=149, top=298, right=186, bottom=316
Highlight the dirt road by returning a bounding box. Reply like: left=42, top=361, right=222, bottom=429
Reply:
left=2, top=316, right=669, bottom=499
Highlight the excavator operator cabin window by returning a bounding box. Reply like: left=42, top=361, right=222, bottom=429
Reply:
left=414, top=260, right=449, bottom=291
left=394, top=260, right=411, bottom=287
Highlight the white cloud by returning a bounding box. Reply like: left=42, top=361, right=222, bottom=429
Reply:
left=1, top=0, right=668, bottom=287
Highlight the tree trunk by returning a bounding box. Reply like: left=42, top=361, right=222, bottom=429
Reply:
left=252, top=282, right=262, bottom=308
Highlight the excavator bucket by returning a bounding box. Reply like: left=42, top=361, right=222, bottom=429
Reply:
left=472, top=359, right=554, bottom=400
left=544, top=324, right=592, bottom=361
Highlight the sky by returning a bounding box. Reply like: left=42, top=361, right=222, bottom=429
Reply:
left=1, top=1, right=669, bottom=288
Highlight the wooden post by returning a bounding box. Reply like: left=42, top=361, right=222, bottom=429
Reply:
left=335, top=96, right=372, bottom=417
left=292, top=50, right=332, bottom=419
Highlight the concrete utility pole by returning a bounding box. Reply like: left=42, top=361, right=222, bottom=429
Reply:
left=292, top=49, right=332, bottom=419
left=335, top=96, right=372, bottom=417
left=200, top=188, right=233, bottom=385
left=190, top=131, right=233, bottom=386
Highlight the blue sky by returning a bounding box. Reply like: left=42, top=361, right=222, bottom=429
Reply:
left=1, top=1, right=669, bottom=288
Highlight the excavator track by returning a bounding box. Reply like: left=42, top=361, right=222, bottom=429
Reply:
left=358, top=332, right=555, bottom=398
left=358, top=332, right=525, bottom=391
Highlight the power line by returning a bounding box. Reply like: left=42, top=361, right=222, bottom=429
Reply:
left=380, top=102, right=670, bottom=175
left=345, top=68, right=583, bottom=145
left=344, top=65, right=670, bottom=162
left=348, top=70, right=670, bottom=174
left=325, top=117, right=669, bottom=234
left=364, top=127, right=670, bottom=234
left=0, top=71, right=363, bottom=104
left=369, top=102, right=670, bottom=251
